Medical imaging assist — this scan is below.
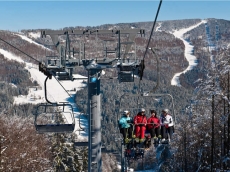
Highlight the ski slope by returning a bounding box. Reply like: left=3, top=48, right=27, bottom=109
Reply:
left=170, top=20, right=206, bottom=86
left=14, top=32, right=52, bottom=51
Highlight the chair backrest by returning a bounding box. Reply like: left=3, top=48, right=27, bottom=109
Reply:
left=34, top=102, right=75, bottom=133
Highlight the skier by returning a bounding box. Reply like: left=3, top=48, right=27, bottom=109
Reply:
left=119, top=110, right=133, bottom=143
left=147, top=109, right=161, bottom=144
left=160, top=109, right=174, bottom=142
left=133, top=108, right=147, bottom=142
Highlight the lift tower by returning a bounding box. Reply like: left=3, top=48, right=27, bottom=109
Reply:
left=39, top=29, right=145, bottom=172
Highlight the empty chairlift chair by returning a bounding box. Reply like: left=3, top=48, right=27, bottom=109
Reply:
left=34, top=102, right=75, bottom=133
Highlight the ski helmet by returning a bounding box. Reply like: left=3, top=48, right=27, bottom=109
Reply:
left=162, top=109, right=169, bottom=114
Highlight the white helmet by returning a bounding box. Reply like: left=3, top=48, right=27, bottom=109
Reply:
left=124, top=110, right=130, bottom=115
left=139, top=108, right=145, bottom=112
left=162, top=109, right=169, bottom=114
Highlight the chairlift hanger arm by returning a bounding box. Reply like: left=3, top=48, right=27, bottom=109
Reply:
left=39, top=62, right=53, bottom=79
left=44, top=76, right=56, bottom=104
left=149, top=47, right=160, bottom=93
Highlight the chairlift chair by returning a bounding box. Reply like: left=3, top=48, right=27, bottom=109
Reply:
left=116, top=93, right=176, bottom=126
left=117, top=41, right=141, bottom=83
left=116, top=92, right=176, bottom=147
left=34, top=102, right=75, bottom=133
left=117, top=93, right=175, bottom=171
left=34, top=76, right=75, bottom=133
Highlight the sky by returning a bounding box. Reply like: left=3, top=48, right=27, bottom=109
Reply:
left=0, top=1, right=229, bottom=31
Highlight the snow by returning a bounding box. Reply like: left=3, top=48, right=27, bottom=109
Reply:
left=9, top=83, right=17, bottom=88
left=0, top=48, right=88, bottom=141
left=28, top=32, right=41, bottom=39
left=14, top=33, right=51, bottom=51
left=155, top=22, right=162, bottom=32
left=170, top=20, right=206, bottom=86
left=117, top=164, right=134, bottom=172
left=0, top=49, right=24, bottom=63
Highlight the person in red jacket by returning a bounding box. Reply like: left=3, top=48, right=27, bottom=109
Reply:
left=134, top=108, right=147, bottom=142
left=147, top=110, right=161, bottom=142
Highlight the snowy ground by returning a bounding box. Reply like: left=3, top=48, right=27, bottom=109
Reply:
left=155, top=22, right=162, bottom=32
left=170, top=20, right=206, bottom=86
left=14, top=32, right=52, bottom=51
left=0, top=48, right=88, bottom=141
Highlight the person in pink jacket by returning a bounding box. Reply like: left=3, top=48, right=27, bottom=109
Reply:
left=147, top=109, right=161, bottom=140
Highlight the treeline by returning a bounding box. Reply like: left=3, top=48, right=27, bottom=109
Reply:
left=0, top=57, right=36, bottom=113
left=0, top=56, right=36, bottom=92
left=0, top=113, right=88, bottom=171
left=166, top=49, right=230, bottom=171
left=0, top=114, right=52, bottom=171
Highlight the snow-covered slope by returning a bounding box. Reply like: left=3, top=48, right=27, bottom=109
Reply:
left=28, top=32, right=41, bottom=39
left=170, top=20, right=206, bottom=86
left=14, top=32, right=52, bottom=51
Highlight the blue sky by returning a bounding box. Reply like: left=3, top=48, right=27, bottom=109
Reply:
left=0, top=1, right=229, bottom=31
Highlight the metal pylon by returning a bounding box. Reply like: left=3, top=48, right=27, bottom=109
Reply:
left=87, top=68, right=102, bottom=172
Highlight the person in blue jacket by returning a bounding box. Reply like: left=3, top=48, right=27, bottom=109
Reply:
left=119, top=110, right=133, bottom=141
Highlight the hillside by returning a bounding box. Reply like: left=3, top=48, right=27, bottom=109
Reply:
left=1, top=18, right=230, bottom=171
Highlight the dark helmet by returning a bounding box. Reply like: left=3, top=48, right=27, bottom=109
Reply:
left=139, top=108, right=145, bottom=113
left=150, top=109, right=157, bottom=115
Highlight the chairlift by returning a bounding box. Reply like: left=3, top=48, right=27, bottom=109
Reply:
left=116, top=93, right=175, bottom=171
left=116, top=92, right=176, bottom=147
left=41, top=30, right=84, bottom=81
left=34, top=102, right=75, bottom=133
left=34, top=76, right=75, bottom=133
left=117, top=41, right=141, bottom=83
left=116, top=93, right=176, bottom=127
left=117, top=61, right=140, bottom=83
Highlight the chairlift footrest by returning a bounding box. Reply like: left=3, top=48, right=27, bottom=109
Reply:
left=36, top=124, right=75, bottom=133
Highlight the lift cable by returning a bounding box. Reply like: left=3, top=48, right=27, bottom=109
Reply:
left=138, top=0, right=162, bottom=92
left=53, top=76, right=75, bottom=100
left=0, top=36, right=75, bottom=101
left=0, top=37, right=40, bottom=64
left=143, top=0, right=162, bottom=60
